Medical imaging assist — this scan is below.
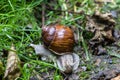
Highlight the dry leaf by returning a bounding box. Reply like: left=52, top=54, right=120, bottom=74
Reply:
left=111, top=74, right=120, bottom=80
left=93, top=11, right=116, bottom=25
left=4, top=44, right=21, bottom=80
left=102, top=30, right=115, bottom=41
left=86, top=11, right=116, bottom=55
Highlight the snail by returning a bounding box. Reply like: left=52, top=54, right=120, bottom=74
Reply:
left=30, top=43, right=80, bottom=73
left=42, top=24, right=75, bottom=55
left=30, top=24, right=79, bottom=73
left=57, top=53, right=80, bottom=73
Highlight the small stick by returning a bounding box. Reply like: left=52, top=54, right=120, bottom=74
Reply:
left=42, top=2, right=45, bottom=28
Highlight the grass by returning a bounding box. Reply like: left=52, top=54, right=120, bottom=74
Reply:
left=0, top=0, right=120, bottom=80
left=0, top=1, right=41, bottom=50
left=0, top=1, right=60, bottom=79
left=20, top=60, right=57, bottom=80
left=0, top=0, right=44, bottom=79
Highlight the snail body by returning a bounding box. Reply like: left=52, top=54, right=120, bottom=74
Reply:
left=42, top=24, right=75, bottom=55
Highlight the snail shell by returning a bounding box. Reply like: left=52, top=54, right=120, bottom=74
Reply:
left=42, top=24, right=75, bottom=55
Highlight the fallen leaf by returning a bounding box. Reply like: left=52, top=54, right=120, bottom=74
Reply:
left=4, top=44, right=21, bottom=80
left=93, top=11, right=116, bottom=25
left=102, top=30, right=115, bottom=41
left=111, top=74, right=120, bottom=80
left=86, top=11, right=117, bottom=55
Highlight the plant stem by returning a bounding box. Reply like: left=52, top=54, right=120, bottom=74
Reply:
left=81, top=32, right=90, bottom=61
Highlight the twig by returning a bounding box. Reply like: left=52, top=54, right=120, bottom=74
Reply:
left=42, top=2, right=45, bottom=27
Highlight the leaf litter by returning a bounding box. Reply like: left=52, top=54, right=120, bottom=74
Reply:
left=4, top=44, right=21, bottom=80
left=85, top=11, right=120, bottom=80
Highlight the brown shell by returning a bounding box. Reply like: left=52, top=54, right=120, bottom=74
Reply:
left=42, top=24, right=75, bottom=55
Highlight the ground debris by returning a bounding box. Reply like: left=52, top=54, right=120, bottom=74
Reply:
left=68, top=73, right=79, bottom=80
left=91, top=69, right=120, bottom=80
left=86, top=11, right=118, bottom=55
left=30, top=70, right=43, bottom=80
left=111, top=74, right=120, bottom=80
left=4, top=44, right=21, bottom=80
left=93, top=45, right=107, bottom=55
left=93, top=11, right=116, bottom=25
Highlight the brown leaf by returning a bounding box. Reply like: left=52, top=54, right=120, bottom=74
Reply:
left=86, top=11, right=115, bottom=31
left=90, top=30, right=115, bottom=47
left=4, top=44, right=21, bottom=80
left=92, top=30, right=104, bottom=41
left=86, top=16, right=97, bottom=32
left=93, top=11, right=116, bottom=25
left=86, top=11, right=116, bottom=55
left=102, top=30, right=115, bottom=41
